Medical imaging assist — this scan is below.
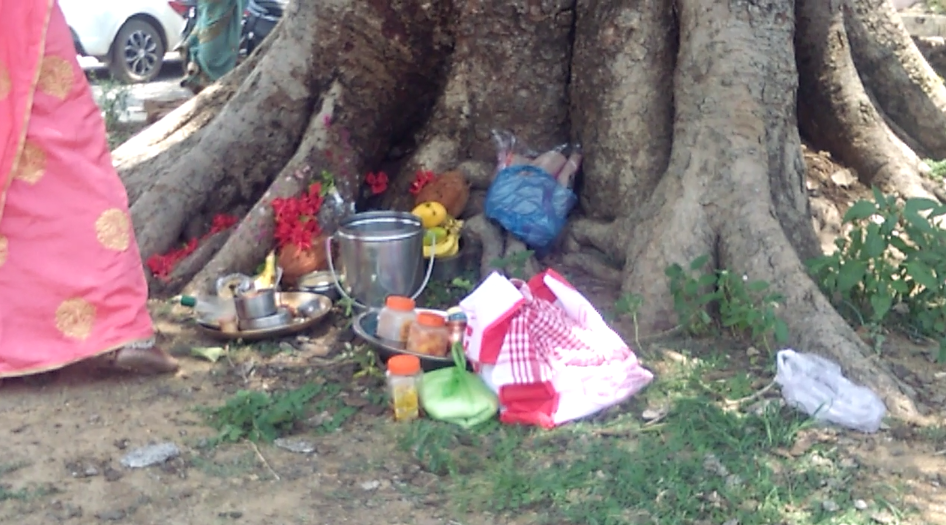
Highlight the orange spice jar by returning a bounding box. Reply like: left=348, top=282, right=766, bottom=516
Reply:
left=406, top=312, right=450, bottom=357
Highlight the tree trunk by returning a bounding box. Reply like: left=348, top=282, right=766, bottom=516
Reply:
left=117, top=0, right=945, bottom=420
left=844, top=0, right=946, bottom=158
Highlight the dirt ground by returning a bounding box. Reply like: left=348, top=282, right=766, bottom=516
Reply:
left=3, top=145, right=946, bottom=524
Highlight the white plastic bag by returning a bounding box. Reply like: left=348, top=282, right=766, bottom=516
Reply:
left=774, top=349, right=886, bottom=433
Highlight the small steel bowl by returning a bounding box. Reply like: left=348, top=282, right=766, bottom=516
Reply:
left=296, top=270, right=339, bottom=301
left=234, top=288, right=278, bottom=319
left=238, top=307, right=292, bottom=331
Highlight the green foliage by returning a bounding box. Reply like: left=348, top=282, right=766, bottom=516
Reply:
left=807, top=188, right=946, bottom=356
left=489, top=250, right=534, bottom=280
left=201, top=384, right=319, bottom=444
left=666, top=255, right=788, bottom=350
left=418, top=273, right=476, bottom=310
left=924, top=158, right=946, bottom=181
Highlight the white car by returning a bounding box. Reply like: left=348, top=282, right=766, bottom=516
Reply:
left=60, top=0, right=187, bottom=83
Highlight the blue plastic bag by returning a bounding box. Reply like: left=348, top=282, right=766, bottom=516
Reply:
left=484, top=165, right=577, bottom=249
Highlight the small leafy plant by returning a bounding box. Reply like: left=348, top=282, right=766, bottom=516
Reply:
left=201, top=384, right=319, bottom=444
left=418, top=274, right=476, bottom=310
left=808, top=188, right=946, bottom=356
left=489, top=250, right=534, bottom=280
left=666, top=255, right=718, bottom=337
left=666, top=255, right=788, bottom=350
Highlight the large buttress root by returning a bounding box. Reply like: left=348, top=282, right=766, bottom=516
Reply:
left=127, top=2, right=322, bottom=261
left=795, top=0, right=943, bottom=202
left=642, top=0, right=917, bottom=418
left=844, top=0, right=946, bottom=157
left=113, top=44, right=263, bottom=200
left=176, top=0, right=454, bottom=293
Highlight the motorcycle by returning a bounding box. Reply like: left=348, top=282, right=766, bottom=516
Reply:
left=241, top=0, right=289, bottom=57
left=172, top=0, right=287, bottom=67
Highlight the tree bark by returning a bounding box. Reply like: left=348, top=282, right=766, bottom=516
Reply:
left=795, top=0, right=943, bottom=202
left=569, top=0, right=675, bottom=221
left=844, top=0, right=946, bottom=158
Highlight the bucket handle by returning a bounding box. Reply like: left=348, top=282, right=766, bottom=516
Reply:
left=325, top=233, right=436, bottom=310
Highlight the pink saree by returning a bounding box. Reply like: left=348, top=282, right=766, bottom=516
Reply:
left=0, top=0, right=155, bottom=377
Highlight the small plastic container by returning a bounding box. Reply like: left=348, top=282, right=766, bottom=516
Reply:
left=376, top=296, right=417, bottom=345
left=386, top=354, right=422, bottom=422
left=406, top=312, right=450, bottom=357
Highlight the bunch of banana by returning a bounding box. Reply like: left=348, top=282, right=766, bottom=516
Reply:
left=253, top=250, right=278, bottom=289
left=412, top=201, right=463, bottom=259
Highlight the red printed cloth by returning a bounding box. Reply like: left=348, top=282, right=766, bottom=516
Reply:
left=460, top=269, right=654, bottom=428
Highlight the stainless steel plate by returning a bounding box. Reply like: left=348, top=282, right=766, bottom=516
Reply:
left=196, top=292, right=333, bottom=341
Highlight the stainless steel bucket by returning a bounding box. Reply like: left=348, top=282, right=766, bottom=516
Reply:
left=326, top=211, right=434, bottom=309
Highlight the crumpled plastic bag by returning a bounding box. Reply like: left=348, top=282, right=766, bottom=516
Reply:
left=419, top=343, right=499, bottom=429
left=774, top=349, right=886, bottom=433
left=484, top=130, right=579, bottom=250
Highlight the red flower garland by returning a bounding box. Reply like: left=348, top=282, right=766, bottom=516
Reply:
left=409, top=170, right=436, bottom=195
left=272, top=181, right=325, bottom=251
left=146, top=214, right=239, bottom=280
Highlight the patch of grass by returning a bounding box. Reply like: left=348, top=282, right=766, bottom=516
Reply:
left=0, top=462, right=29, bottom=477
left=200, top=380, right=360, bottom=444
left=395, top=354, right=904, bottom=524
left=0, top=483, right=58, bottom=503
left=489, top=250, right=534, bottom=279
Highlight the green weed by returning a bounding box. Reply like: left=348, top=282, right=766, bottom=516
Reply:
left=417, top=272, right=476, bottom=310
left=666, top=255, right=788, bottom=351
left=88, top=71, right=130, bottom=148
left=200, top=382, right=357, bottom=444
left=807, top=188, right=946, bottom=358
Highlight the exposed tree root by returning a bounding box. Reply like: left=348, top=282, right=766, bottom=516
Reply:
left=183, top=87, right=341, bottom=295
left=796, top=0, right=943, bottom=203
left=844, top=0, right=946, bottom=156
left=566, top=0, right=919, bottom=417
left=559, top=253, right=622, bottom=284
left=462, top=214, right=504, bottom=278
left=114, top=44, right=267, bottom=205
left=127, top=23, right=318, bottom=261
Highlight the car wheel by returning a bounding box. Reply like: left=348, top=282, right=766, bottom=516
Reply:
left=109, top=19, right=165, bottom=83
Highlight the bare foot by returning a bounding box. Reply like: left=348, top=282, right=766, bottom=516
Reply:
left=113, top=346, right=179, bottom=375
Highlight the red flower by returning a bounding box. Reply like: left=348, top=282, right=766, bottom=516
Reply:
left=270, top=184, right=327, bottom=251
left=146, top=214, right=239, bottom=280
left=365, top=171, right=388, bottom=195
left=409, top=170, right=436, bottom=195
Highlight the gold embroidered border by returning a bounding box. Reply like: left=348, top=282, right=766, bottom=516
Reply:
left=0, top=0, right=55, bottom=227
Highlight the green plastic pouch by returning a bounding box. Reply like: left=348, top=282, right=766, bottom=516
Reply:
left=419, top=343, right=499, bottom=429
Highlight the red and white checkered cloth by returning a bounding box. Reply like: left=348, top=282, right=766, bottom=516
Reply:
left=460, top=269, right=654, bottom=428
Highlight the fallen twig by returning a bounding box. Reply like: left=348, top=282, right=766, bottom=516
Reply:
left=250, top=441, right=280, bottom=481
left=724, top=379, right=777, bottom=407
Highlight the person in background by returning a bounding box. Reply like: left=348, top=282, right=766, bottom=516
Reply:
left=0, top=0, right=179, bottom=382
left=181, top=0, right=247, bottom=94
